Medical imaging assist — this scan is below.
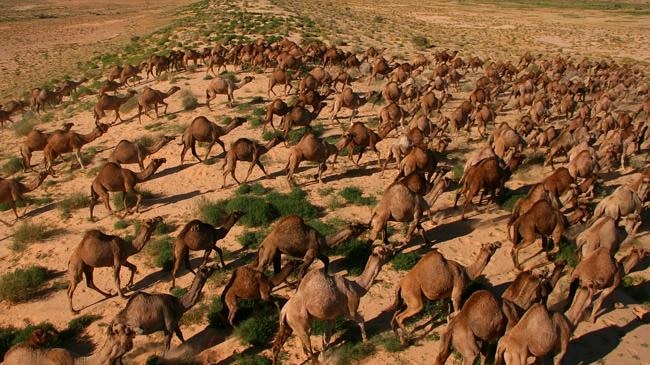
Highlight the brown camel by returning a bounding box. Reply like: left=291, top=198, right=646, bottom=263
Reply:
left=591, top=185, right=642, bottom=223
left=576, top=214, right=641, bottom=259
left=502, top=261, right=566, bottom=311
left=494, top=303, right=573, bottom=365
left=272, top=244, right=392, bottom=364
left=119, top=63, right=145, bottom=86
left=264, top=98, right=292, bottom=131
left=170, top=211, right=244, bottom=289
left=564, top=247, right=647, bottom=325
left=43, top=123, right=110, bottom=172
left=254, top=214, right=369, bottom=277
left=280, top=102, right=327, bottom=139
left=268, top=68, right=293, bottom=97
left=31, top=87, right=63, bottom=113
left=93, top=90, right=137, bottom=124
left=136, top=86, right=181, bottom=122
left=109, top=135, right=176, bottom=171
left=20, top=122, right=74, bottom=171
left=99, top=79, right=126, bottom=96
left=3, top=323, right=135, bottom=365
left=330, top=87, right=378, bottom=123
left=221, top=261, right=298, bottom=325
left=284, top=131, right=350, bottom=185
left=221, top=135, right=284, bottom=187
left=180, top=116, right=245, bottom=163
left=205, top=75, right=254, bottom=108
left=89, top=158, right=166, bottom=219
left=67, top=217, right=162, bottom=313
left=434, top=290, right=519, bottom=365
left=389, top=242, right=502, bottom=343
left=0, top=171, right=49, bottom=224
left=112, top=264, right=217, bottom=352
left=338, top=121, right=392, bottom=168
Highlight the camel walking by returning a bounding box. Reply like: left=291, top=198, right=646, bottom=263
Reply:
left=0, top=171, right=49, bottom=224
left=136, top=86, right=181, bottom=122
left=221, top=135, right=284, bottom=187
left=109, top=135, right=176, bottom=171
left=180, top=116, right=246, bottom=164
left=20, top=122, right=74, bottom=171
left=205, top=75, right=254, bottom=108
left=43, top=123, right=110, bottom=172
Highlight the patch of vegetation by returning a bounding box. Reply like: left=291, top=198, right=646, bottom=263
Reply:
left=236, top=354, right=272, bottom=365
left=234, top=301, right=278, bottom=346
left=11, top=115, right=36, bottom=137
left=180, top=301, right=210, bottom=326
left=145, top=235, right=174, bottom=271
left=207, top=297, right=228, bottom=328
left=331, top=239, right=371, bottom=275
left=111, top=190, right=155, bottom=211
left=411, top=35, right=432, bottom=49
left=237, top=230, right=267, bottom=249
left=57, top=192, right=90, bottom=218
left=390, top=251, right=421, bottom=271
left=377, top=334, right=403, bottom=353
left=339, top=186, right=376, bottom=206
left=0, top=266, right=55, bottom=303
left=499, top=192, right=526, bottom=212
left=622, top=276, right=648, bottom=304
left=1, top=157, right=23, bottom=176
left=12, top=222, right=62, bottom=252
left=452, top=165, right=464, bottom=181
left=197, top=198, right=230, bottom=226
left=235, top=182, right=268, bottom=196
left=554, top=238, right=578, bottom=268
left=332, top=342, right=376, bottom=365
left=318, top=186, right=335, bottom=196
left=114, top=220, right=129, bottom=229
left=171, top=287, right=188, bottom=298
left=181, top=89, right=199, bottom=111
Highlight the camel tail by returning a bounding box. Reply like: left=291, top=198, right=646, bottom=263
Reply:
left=220, top=269, right=237, bottom=305
left=272, top=310, right=293, bottom=365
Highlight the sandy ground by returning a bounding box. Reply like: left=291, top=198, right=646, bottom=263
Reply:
left=0, top=0, right=649, bottom=364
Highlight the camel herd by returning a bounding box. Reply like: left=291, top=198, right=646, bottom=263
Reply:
left=0, top=29, right=649, bottom=365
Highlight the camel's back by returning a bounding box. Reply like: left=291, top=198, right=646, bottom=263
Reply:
left=300, top=269, right=348, bottom=318
left=94, top=162, right=130, bottom=191
left=189, top=117, right=214, bottom=137
left=25, top=129, right=49, bottom=149
left=262, top=215, right=315, bottom=256
left=502, top=272, right=542, bottom=311
left=574, top=248, right=617, bottom=285
left=209, top=78, right=228, bottom=92
left=513, top=303, right=555, bottom=355
left=232, top=138, right=255, bottom=158
left=407, top=251, right=455, bottom=297
left=381, top=183, right=417, bottom=221
left=462, top=290, right=505, bottom=340
left=178, top=220, right=215, bottom=248
left=111, top=140, right=138, bottom=161
left=76, top=230, right=121, bottom=267
left=115, top=292, right=177, bottom=334
left=3, top=346, right=75, bottom=365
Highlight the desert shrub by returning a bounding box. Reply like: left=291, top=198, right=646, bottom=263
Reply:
left=331, top=239, right=371, bottom=275
left=197, top=198, right=230, bottom=226
left=234, top=302, right=278, bottom=346
left=237, top=230, right=267, bottom=249
left=378, top=335, right=403, bottom=352
left=555, top=238, right=578, bottom=268
left=266, top=188, right=319, bottom=219
left=181, top=89, right=199, bottom=111
left=57, top=192, right=90, bottom=218
left=227, top=195, right=276, bottom=227
left=390, top=252, right=421, bottom=271
left=145, top=235, right=174, bottom=271
left=333, top=342, right=375, bottom=365
left=0, top=266, right=54, bottom=303
left=235, top=182, right=267, bottom=196
left=207, top=297, right=228, bottom=328
left=12, top=222, right=61, bottom=251
left=114, top=220, right=129, bottom=229
left=452, top=165, right=464, bottom=181
left=1, top=157, right=23, bottom=176
left=11, top=115, right=36, bottom=137
left=499, top=192, right=526, bottom=212
left=153, top=221, right=176, bottom=235
left=171, top=287, right=188, bottom=298
left=411, top=35, right=431, bottom=49
left=622, top=276, right=648, bottom=304
left=339, top=186, right=376, bottom=206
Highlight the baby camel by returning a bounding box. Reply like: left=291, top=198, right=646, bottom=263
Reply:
left=180, top=116, right=246, bottom=164
left=255, top=214, right=369, bottom=278
left=205, top=75, right=254, bottom=108
left=112, top=264, right=217, bottom=353
left=272, top=244, right=392, bottom=364
left=93, top=90, right=137, bottom=124
left=221, top=135, right=284, bottom=188
left=137, top=86, right=181, bottom=122
left=109, top=135, right=176, bottom=171
left=170, top=211, right=244, bottom=289
left=89, top=158, right=166, bottom=219
left=67, top=217, right=162, bottom=313
left=389, top=242, right=501, bottom=344
left=285, top=131, right=349, bottom=185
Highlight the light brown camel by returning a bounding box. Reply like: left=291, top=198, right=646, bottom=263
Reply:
left=254, top=214, right=369, bottom=277
left=112, top=264, right=217, bottom=352
left=43, top=123, right=110, bottom=172
left=280, top=102, right=327, bottom=139
left=434, top=290, right=519, bottom=365
left=67, top=217, right=162, bottom=313
left=89, top=158, right=166, bottom=219
left=0, top=171, right=49, bottom=224
left=330, top=87, right=378, bottom=123
left=220, top=135, right=284, bottom=187
left=205, top=75, right=254, bottom=108
left=31, top=87, right=63, bottom=113
left=109, top=135, right=176, bottom=171
left=221, top=261, right=298, bottom=325
left=99, top=79, right=126, bottom=96
left=590, top=185, right=642, bottom=223
left=388, top=242, right=501, bottom=343
left=119, top=63, right=145, bottom=86
left=576, top=214, right=641, bottom=259
left=338, top=121, right=392, bottom=168
left=502, top=261, right=566, bottom=311
left=272, top=244, right=392, bottom=364
left=268, top=68, right=293, bottom=97
left=93, top=90, right=137, bottom=124
left=179, top=116, right=246, bottom=164
left=2, top=323, right=135, bottom=365
left=136, top=86, right=181, bottom=122
left=264, top=98, right=292, bottom=131
left=494, top=303, right=572, bottom=365
left=284, top=131, right=350, bottom=185
left=170, top=211, right=244, bottom=289
left=564, top=247, right=647, bottom=324
left=20, top=122, right=74, bottom=171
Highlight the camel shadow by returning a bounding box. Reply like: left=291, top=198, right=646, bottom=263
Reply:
left=424, top=217, right=477, bottom=243
left=23, top=202, right=57, bottom=218
left=150, top=162, right=200, bottom=180
left=323, top=166, right=382, bottom=182
left=146, top=190, right=206, bottom=209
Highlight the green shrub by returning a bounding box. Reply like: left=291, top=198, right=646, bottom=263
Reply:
left=0, top=266, right=54, bottom=303
left=499, top=193, right=526, bottom=212
left=555, top=238, right=578, bottom=268
left=622, top=276, right=648, bottom=304
left=452, top=165, right=464, bottom=181
left=181, top=90, right=199, bottom=111
left=153, top=221, right=175, bottom=235
left=207, top=297, right=228, bottom=328
left=145, top=235, right=174, bottom=271
left=390, top=252, right=421, bottom=271
left=379, top=335, right=403, bottom=353
left=236, top=354, right=272, bottom=365
left=57, top=192, right=90, bottom=218
left=197, top=199, right=229, bottom=226
left=1, top=157, right=23, bottom=176
left=266, top=188, right=319, bottom=219
left=411, top=35, right=432, bottom=49
left=12, top=114, right=36, bottom=137
left=114, top=220, right=129, bottom=229
left=234, top=304, right=278, bottom=346
left=236, top=182, right=267, bottom=196
left=12, top=222, right=61, bottom=251
left=333, top=342, right=375, bottom=365
left=171, top=287, right=188, bottom=298
left=331, top=239, right=371, bottom=275
left=339, top=186, right=376, bottom=206
left=237, top=230, right=267, bottom=249
left=227, top=195, right=276, bottom=227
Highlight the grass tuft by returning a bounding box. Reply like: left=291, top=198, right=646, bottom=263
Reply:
left=1, top=157, right=23, bottom=176
left=0, top=266, right=55, bottom=303
left=57, top=192, right=90, bottom=218
left=390, top=251, right=421, bottom=271
left=339, top=186, right=376, bottom=206
left=181, top=89, right=199, bottom=111
left=12, top=222, right=62, bottom=252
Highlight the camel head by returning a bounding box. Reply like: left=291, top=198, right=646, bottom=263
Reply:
left=106, top=322, right=136, bottom=356
left=481, top=241, right=502, bottom=256
left=95, top=122, right=111, bottom=133
left=230, top=210, right=246, bottom=222
left=196, top=263, right=219, bottom=280
left=142, top=216, right=163, bottom=232
left=370, top=242, right=394, bottom=263
left=162, top=135, right=177, bottom=144
left=630, top=248, right=648, bottom=261
left=620, top=213, right=641, bottom=232
left=233, top=116, right=248, bottom=127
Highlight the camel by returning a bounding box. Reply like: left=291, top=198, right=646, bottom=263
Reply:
left=272, top=244, right=392, bottom=364
left=434, top=290, right=519, bottom=365
left=170, top=211, right=244, bottom=289
left=379, top=102, right=407, bottom=130
left=59, top=78, right=87, bottom=97
left=509, top=199, right=566, bottom=270
left=565, top=247, right=647, bottom=324
left=268, top=68, right=293, bottom=97
left=119, top=63, right=145, bottom=85
left=109, top=135, right=176, bottom=171
left=396, top=145, right=438, bottom=182
left=280, top=102, right=327, bottom=139
left=93, top=90, right=137, bottom=124
left=0, top=109, right=14, bottom=127
left=494, top=303, right=572, bottom=365
left=89, top=158, right=166, bottom=219
left=221, top=135, right=284, bottom=187
left=179, top=116, right=246, bottom=163
left=3, top=323, right=135, bottom=365
left=112, top=264, right=217, bottom=352
left=389, top=242, right=501, bottom=343
left=337, top=121, right=392, bottom=168
left=20, top=122, right=74, bottom=171
left=108, top=65, right=124, bottom=81
left=507, top=183, right=555, bottom=235
left=576, top=214, right=641, bottom=259
left=31, top=87, right=63, bottom=113
left=502, top=261, right=566, bottom=311
left=221, top=261, right=298, bottom=325
left=284, top=131, right=350, bottom=185
left=136, top=86, right=181, bottom=122
left=254, top=214, right=369, bottom=277
left=67, top=217, right=162, bottom=313
left=299, top=88, right=333, bottom=111
left=99, top=79, right=126, bottom=96
left=330, top=87, right=378, bottom=123
left=0, top=171, right=49, bottom=223
left=590, top=185, right=642, bottom=223
left=43, top=123, right=110, bottom=172
left=205, top=75, right=254, bottom=108
left=368, top=56, right=396, bottom=84
left=264, top=98, right=292, bottom=131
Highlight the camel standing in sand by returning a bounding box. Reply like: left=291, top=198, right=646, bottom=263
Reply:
left=94, top=90, right=137, bottom=124
left=137, top=86, right=181, bottom=122
left=89, top=158, right=166, bottom=219
left=389, top=242, right=501, bottom=343
left=180, top=116, right=245, bottom=163
left=206, top=75, right=254, bottom=108
left=272, top=244, right=392, bottom=364
left=20, top=122, right=74, bottom=171
left=44, top=123, right=110, bottom=172
left=109, top=135, right=176, bottom=171
left=67, top=217, right=162, bottom=313
left=170, top=211, right=244, bottom=289
left=221, top=135, right=284, bottom=187
left=0, top=171, right=49, bottom=224
left=330, top=87, right=378, bottom=123
left=284, top=131, right=350, bottom=185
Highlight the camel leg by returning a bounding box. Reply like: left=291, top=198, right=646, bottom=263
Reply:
left=224, top=291, right=239, bottom=326
left=201, top=248, right=213, bottom=266
left=213, top=245, right=227, bottom=269
left=67, top=267, right=83, bottom=313
left=299, top=250, right=317, bottom=278
left=113, top=262, right=126, bottom=298
left=353, top=312, right=368, bottom=342
left=395, top=298, right=424, bottom=343
left=123, top=260, right=138, bottom=288
left=173, top=326, right=185, bottom=344
left=590, top=281, right=619, bottom=323
left=256, top=160, right=269, bottom=177
left=455, top=330, right=480, bottom=365
left=74, top=148, right=86, bottom=169
left=84, top=266, right=112, bottom=297
left=322, top=320, right=335, bottom=351
left=286, top=310, right=315, bottom=362
left=203, top=141, right=215, bottom=161
left=511, top=239, right=536, bottom=271
left=244, top=160, right=256, bottom=183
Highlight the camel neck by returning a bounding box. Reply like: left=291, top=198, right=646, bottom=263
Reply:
left=620, top=254, right=641, bottom=275
left=83, top=335, right=120, bottom=364
left=353, top=254, right=383, bottom=293
left=19, top=174, right=45, bottom=193
left=269, top=263, right=296, bottom=287
left=465, top=249, right=492, bottom=280
left=221, top=213, right=240, bottom=230
left=179, top=275, right=208, bottom=311
left=143, top=138, right=170, bottom=155
left=223, top=120, right=241, bottom=134
left=130, top=227, right=154, bottom=253
left=80, top=128, right=103, bottom=143
left=325, top=227, right=356, bottom=248
left=135, top=162, right=160, bottom=181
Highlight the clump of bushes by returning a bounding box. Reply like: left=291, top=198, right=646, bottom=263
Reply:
left=145, top=235, right=174, bottom=271
left=390, top=251, right=421, bottom=271
left=181, top=89, right=199, bottom=111
left=1, top=157, right=23, bottom=176
left=339, top=186, right=376, bottom=206
left=411, top=35, right=432, bottom=49
left=12, top=221, right=61, bottom=252
left=0, top=266, right=55, bottom=303
left=57, top=192, right=90, bottom=218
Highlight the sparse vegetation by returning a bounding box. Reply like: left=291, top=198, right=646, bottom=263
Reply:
left=12, top=221, right=62, bottom=252
left=390, top=251, right=421, bottom=271
left=57, top=192, right=90, bottom=218
left=0, top=266, right=55, bottom=303
left=181, top=89, right=199, bottom=111
left=340, top=186, right=376, bottom=206
left=1, top=157, right=23, bottom=176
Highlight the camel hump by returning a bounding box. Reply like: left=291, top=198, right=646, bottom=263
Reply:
left=180, top=219, right=204, bottom=236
